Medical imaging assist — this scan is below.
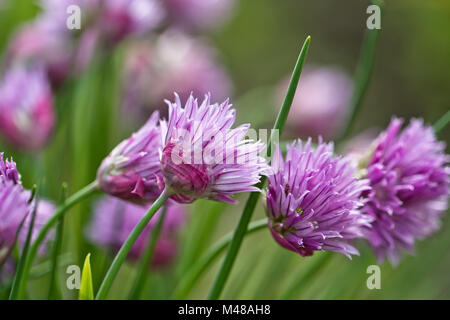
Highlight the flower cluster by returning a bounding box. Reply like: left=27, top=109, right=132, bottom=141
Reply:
left=360, top=118, right=449, bottom=264
left=160, top=93, right=268, bottom=203
left=98, top=93, right=268, bottom=204
left=266, top=140, right=371, bottom=258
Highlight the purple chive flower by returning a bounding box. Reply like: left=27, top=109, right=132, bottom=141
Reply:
left=97, top=111, right=164, bottom=203
left=361, top=118, right=449, bottom=265
left=266, top=140, right=372, bottom=258
left=0, top=184, right=31, bottom=266
left=160, top=93, right=267, bottom=203
left=99, top=0, right=164, bottom=43
left=87, top=196, right=185, bottom=268
left=0, top=66, right=55, bottom=151
left=276, top=66, right=353, bottom=139
left=163, top=0, right=235, bottom=30
left=122, top=30, right=231, bottom=120
left=0, top=153, right=20, bottom=185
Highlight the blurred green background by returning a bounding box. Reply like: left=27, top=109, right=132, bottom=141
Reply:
left=0, top=0, right=449, bottom=299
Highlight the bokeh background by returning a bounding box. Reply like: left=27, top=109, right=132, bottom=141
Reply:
left=0, top=0, right=449, bottom=299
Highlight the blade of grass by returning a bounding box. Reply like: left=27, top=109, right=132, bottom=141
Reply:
left=172, top=218, right=267, bottom=299
left=433, top=110, right=450, bottom=134
left=207, top=36, right=311, bottom=300
left=337, top=1, right=382, bottom=143
left=9, top=186, right=39, bottom=300
left=79, top=253, right=94, bottom=300
left=47, top=183, right=68, bottom=299
left=128, top=206, right=168, bottom=299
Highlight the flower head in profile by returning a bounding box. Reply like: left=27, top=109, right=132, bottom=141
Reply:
left=0, top=66, right=55, bottom=151
left=160, top=93, right=268, bottom=203
left=361, top=118, right=449, bottom=265
left=87, top=196, right=186, bottom=268
left=266, top=139, right=371, bottom=258
left=276, top=66, right=352, bottom=139
left=97, top=111, right=163, bottom=203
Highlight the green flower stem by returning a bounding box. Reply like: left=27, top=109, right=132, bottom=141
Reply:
left=208, top=36, right=311, bottom=300
left=16, top=181, right=100, bottom=300
left=434, top=110, right=450, bottom=134
left=128, top=205, right=168, bottom=299
left=95, top=188, right=170, bottom=300
left=337, top=2, right=382, bottom=143
left=280, top=252, right=332, bottom=299
left=172, top=219, right=267, bottom=299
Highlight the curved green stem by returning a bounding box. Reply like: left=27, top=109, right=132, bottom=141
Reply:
left=16, top=181, right=99, bottom=299
left=172, top=219, right=267, bottom=300
left=208, top=36, right=311, bottom=300
left=128, top=205, right=168, bottom=299
left=95, top=188, right=170, bottom=300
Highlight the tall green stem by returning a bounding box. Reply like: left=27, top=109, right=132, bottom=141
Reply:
left=208, top=36, right=311, bottom=300
left=16, top=181, right=99, bottom=299
left=128, top=206, right=168, bottom=299
left=337, top=1, right=382, bottom=143
left=95, top=188, right=170, bottom=300
left=172, top=219, right=267, bottom=299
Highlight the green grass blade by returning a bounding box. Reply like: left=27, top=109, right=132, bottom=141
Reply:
left=79, top=253, right=94, bottom=300
left=9, top=192, right=39, bottom=300
left=337, top=2, right=382, bottom=143
left=433, top=110, right=450, bottom=134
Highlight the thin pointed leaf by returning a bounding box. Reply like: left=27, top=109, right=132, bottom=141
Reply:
left=79, top=253, right=94, bottom=300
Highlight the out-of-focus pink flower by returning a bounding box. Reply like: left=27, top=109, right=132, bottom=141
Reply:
left=122, top=30, right=232, bottom=120
left=163, top=0, right=235, bottom=30
left=6, top=23, right=73, bottom=86
left=100, top=0, right=164, bottom=43
left=0, top=66, right=55, bottom=151
left=361, top=118, right=449, bottom=265
left=276, top=66, right=353, bottom=139
left=87, top=195, right=186, bottom=268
